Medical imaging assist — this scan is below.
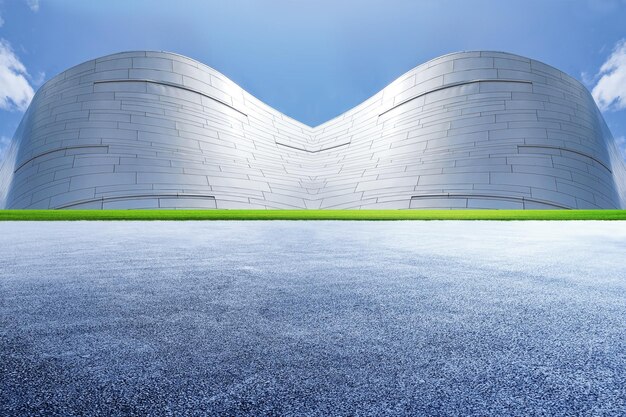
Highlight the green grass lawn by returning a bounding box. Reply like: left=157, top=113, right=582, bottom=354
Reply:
left=0, top=209, right=625, bottom=221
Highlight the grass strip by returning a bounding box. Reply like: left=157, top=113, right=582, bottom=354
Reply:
left=0, top=209, right=625, bottom=221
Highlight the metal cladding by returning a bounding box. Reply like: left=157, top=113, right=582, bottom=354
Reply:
left=1, top=50, right=625, bottom=209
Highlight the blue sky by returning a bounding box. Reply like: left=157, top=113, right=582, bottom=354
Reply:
left=1, top=0, right=625, bottom=161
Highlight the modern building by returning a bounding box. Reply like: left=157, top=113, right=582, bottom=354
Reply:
left=1, top=51, right=625, bottom=209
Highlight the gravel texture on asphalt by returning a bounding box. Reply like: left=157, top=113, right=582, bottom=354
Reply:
left=1, top=221, right=625, bottom=416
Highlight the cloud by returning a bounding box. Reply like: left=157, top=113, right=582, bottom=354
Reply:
left=592, top=39, right=626, bottom=111
left=26, top=0, right=39, bottom=12
left=580, top=71, right=594, bottom=87
left=32, top=70, right=46, bottom=86
left=0, top=39, right=35, bottom=111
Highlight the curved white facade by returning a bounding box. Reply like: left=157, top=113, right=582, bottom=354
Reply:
left=1, top=50, right=625, bottom=209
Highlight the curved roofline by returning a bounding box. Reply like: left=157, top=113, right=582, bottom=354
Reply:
left=38, top=50, right=584, bottom=130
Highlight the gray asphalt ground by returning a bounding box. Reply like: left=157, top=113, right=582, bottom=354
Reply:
left=0, top=221, right=625, bottom=416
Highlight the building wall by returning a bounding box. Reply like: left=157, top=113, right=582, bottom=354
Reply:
left=1, top=50, right=625, bottom=209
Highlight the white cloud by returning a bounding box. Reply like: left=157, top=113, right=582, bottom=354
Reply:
left=0, top=39, right=35, bottom=111
left=580, top=71, right=594, bottom=87
left=592, top=39, right=626, bottom=111
left=26, top=0, right=40, bottom=12
left=33, top=70, right=46, bottom=86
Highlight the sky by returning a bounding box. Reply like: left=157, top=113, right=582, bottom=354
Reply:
left=0, top=0, right=625, bottom=162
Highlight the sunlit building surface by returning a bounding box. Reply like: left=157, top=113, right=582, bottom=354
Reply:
left=1, top=51, right=625, bottom=209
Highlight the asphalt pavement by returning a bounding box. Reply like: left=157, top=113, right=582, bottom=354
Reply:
left=1, top=221, right=625, bottom=416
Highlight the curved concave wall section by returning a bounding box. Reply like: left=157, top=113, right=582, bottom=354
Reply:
left=1, top=50, right=625, bottom=209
